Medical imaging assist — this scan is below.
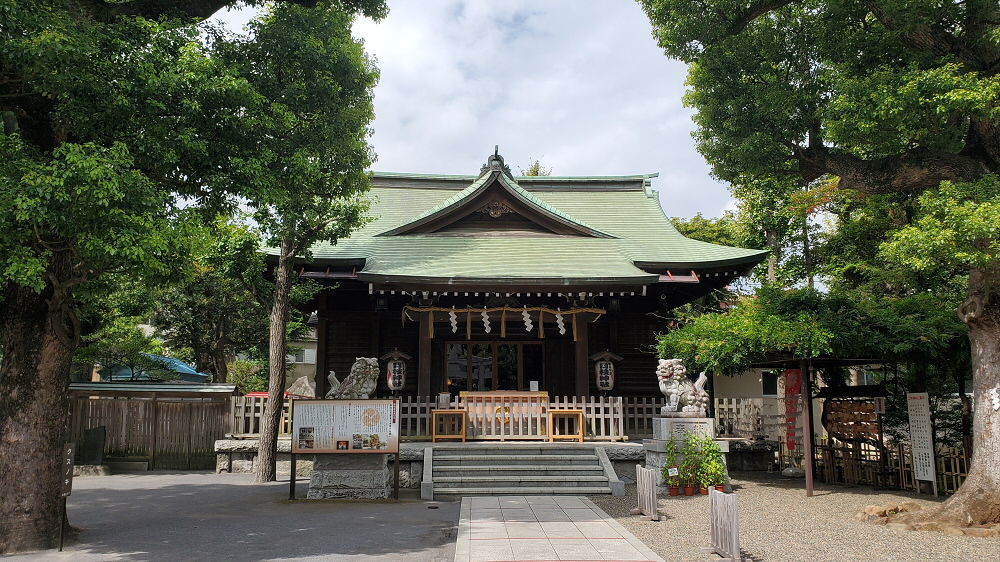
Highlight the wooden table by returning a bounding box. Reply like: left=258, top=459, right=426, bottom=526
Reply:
left=548, top=409, right=585, bottom=442
left=432, top=409, right=467, bottom=442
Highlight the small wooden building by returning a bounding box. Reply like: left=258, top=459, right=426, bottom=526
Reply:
left=292, top=151, right=766, bottom=399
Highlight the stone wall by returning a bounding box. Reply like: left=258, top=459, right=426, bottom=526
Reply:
left=215, top=439, right=424, bottom=489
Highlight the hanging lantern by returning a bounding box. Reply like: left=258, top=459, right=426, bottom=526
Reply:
left=590, top=350, right=623, bottom=394
left=380, top=349, right=412, bottom=393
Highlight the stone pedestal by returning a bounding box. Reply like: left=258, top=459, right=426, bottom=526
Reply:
left=643, top=416, right=729, bottom=493
left=306, top=454, right=391, bottom=499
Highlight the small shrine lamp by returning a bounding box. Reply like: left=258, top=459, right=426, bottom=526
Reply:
left=380, top=349, right=413, bottom=396
left=589, top=350, right=623, bottom=396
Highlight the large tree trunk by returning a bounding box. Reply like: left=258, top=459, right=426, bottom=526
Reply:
left=211, top=345, right=229, bottom=384
left=0, top=263, right=77, bottom=553
left=898, top=266, right=1000, bottom=527
left=254, top=236, right=294, bottom=483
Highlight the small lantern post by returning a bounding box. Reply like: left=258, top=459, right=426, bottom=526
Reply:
left=380, top=349, right=413, bottom=397
left=589, top=350, right=623, bottom=397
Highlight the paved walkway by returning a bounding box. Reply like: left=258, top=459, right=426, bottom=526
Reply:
left=455, top=496, right=663, bottom=561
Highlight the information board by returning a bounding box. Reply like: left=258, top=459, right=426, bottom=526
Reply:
left=906, top=392, right=936, bottom=483
left=291, top=399, right=399, bottom=454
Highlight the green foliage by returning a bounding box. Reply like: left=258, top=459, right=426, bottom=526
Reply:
left=639, top=1, right=998, bottom=186
left=679, top=432, right=702, bottom=486
left=659, top=288, right=835, bottom=375
left=149, top=218, right=269, bottom=377
left=882, top=176, right=1000, bottom=273
left=74, top=317, right=166, bottom=380
left=228, top=360, right=269, bottom=394
left=698, top=437, right=726, bottom=488
left=661, top=436, right=680, bottom=486
left=519, top=159, right=552, bottom=177
left=671, top=212, right=742, bottom=247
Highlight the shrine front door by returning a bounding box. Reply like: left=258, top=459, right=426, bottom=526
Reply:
left=445, top=341, right=544, bottom=396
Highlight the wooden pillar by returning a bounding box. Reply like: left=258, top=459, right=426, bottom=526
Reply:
left=574, top=318, right=589, bottom=397
left=418, top=311, right=432, bottom=397
left=800, top=359, right=815, bottom=497
left=314, top=289, right=330, bottom=398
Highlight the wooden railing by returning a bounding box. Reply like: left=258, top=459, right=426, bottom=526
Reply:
left=230, top=394, right=662, bottom=441
left=229, top=396, right=292, bottom=436
left=623, top=396, right=665, bottom=438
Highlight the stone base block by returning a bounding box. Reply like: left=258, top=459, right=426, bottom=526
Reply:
left=73, top=464, right=111, bottom=477
left=305, top=454, right=391, bottom=500
left=651, top=416, right=715, bottom=441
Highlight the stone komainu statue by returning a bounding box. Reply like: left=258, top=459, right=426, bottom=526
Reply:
left=325, top=357, right=379, bottom=399
left=656, top=358, right=709, bottom=415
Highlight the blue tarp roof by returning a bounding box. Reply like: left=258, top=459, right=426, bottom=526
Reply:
left=102, top=354, right=211, bottom=383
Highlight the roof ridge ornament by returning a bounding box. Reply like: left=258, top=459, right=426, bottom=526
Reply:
left=480, top=145, right=512, bottom=177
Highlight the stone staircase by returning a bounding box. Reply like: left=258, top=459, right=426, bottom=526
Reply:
left=421, top=444, right=624, bottom=499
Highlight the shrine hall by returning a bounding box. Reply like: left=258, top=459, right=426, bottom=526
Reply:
left=290, top=150, right=767, bottom=400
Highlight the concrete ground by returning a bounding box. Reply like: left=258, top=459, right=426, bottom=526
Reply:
left=12, top=472, right=461, bottom=561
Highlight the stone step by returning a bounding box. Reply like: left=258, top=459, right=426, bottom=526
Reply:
left=107, top=461, right=148, bottom=473
left=433, top=486, right=612, bottom=496
left=433, top=465, right=605, bottom=476
left=432, top=475, right=608, bottom=487
left=430, top=447, right=592, bottom=456
left=433, top=454, right=598, bottom=465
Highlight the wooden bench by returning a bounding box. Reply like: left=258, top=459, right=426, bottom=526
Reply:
left=548, top=409, right=585, bottom=442
left=432, top=409, right=467, bottom=442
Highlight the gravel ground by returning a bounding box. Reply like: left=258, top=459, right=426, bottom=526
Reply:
left=590, top=471, right=998, bottom=562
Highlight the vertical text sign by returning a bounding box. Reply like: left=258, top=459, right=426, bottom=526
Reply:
left=906, top=393, right=936, bottom=482
left=61, top=443, right=75, bottom=497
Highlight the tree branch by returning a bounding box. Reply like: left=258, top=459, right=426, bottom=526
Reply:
left=726, top=0, right=800, bottom=36
left=796, top=145, right=992, bottom=193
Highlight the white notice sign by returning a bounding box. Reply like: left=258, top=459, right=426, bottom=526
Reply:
left=291, top=399, right=400, bottom=454
left=906, top=392, right=936, bottom=482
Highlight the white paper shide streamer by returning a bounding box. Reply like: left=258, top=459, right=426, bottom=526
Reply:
left=555, top=310, right=565, bottom=335
left=449, top=308, right=458, bottom=333
left=481, top=310, right=491, bottom=333
left=522, top=308, right=533, bottom=332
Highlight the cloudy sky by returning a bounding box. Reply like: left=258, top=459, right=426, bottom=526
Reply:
left=212, top=1, right=734, bottom=219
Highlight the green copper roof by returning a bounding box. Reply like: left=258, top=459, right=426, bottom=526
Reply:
left=378, top=170, right=614, bottom=238
left=295, top=158, right=767, bottom=286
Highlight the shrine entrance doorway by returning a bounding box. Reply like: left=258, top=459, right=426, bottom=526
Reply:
left=445, top=341, right=543, bottom=395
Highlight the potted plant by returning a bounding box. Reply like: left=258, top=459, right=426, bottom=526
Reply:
left=660, top=436, right=680, bottom=496
left=680, top=432, right=702, bottom=496
left=699, top=436, right=727, bottom=492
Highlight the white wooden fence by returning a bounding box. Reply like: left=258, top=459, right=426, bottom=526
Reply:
left=230, top=395, right=664, bottom=441
left=632, top=464, right=660, bottom=521
left=707, top=488, right=743, bottom=561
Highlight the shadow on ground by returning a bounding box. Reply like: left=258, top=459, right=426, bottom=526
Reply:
left=17, top=472, right=459, bottom=561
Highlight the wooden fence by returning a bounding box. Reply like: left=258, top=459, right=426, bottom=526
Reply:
left=707, top=488, right=742, bottom=561
left=70, top=396, right=229, bottom=470
left=633, top=464, right=660, bottom=521
left=230, top=395, right=666, bottom=441
left=813, top=438, right=969, bottom=494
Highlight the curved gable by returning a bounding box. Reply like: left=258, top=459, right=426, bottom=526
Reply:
left=377, top=152, right=614, bottom=239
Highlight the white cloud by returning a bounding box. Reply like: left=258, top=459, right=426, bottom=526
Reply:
left=212, top=1, right=732, bottom=219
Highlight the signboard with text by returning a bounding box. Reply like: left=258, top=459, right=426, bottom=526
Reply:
left=60, top=443, right=75, bottom=497
left=291, top=399, right=400, bottom=454
left=906, top=392, right=936, bottom=483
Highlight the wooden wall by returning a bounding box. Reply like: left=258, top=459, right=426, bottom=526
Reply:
left=320, top=286, right=664, bottom=398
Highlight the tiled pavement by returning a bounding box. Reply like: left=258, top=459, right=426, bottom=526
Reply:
left=454, top=495, right=664, bottom=562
